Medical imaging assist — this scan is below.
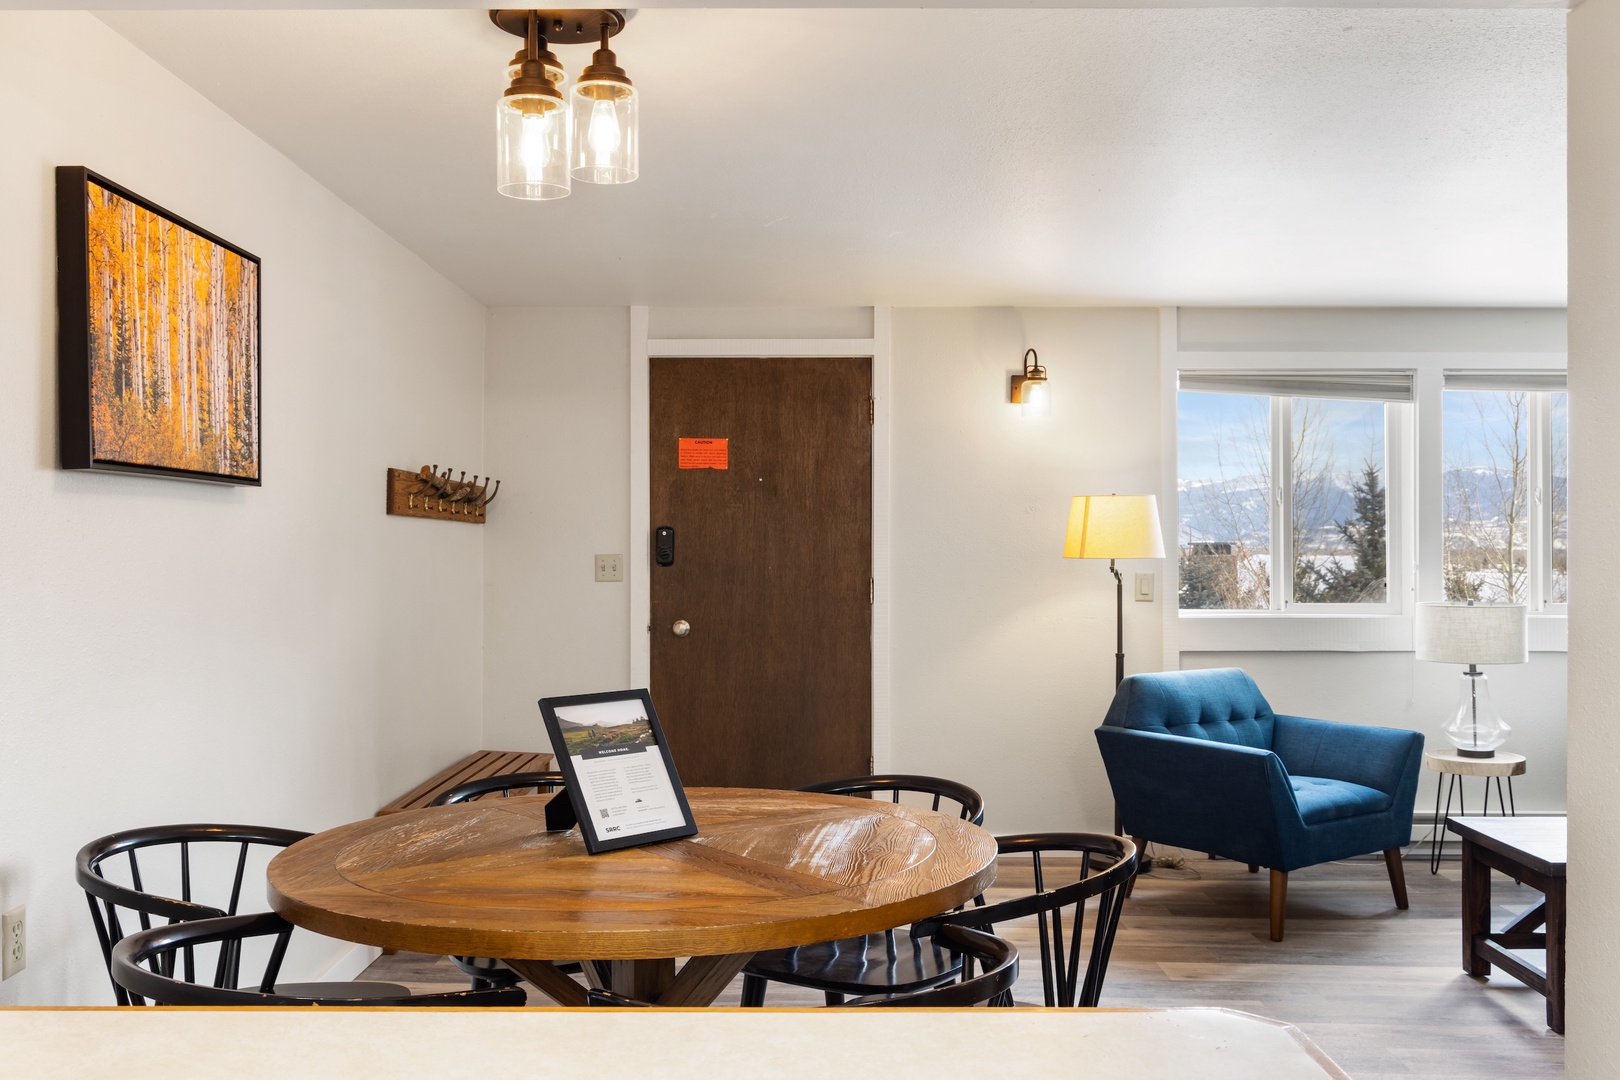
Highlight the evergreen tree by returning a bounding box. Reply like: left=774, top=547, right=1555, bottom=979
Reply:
left=1316, top=461, right=1387, bottom=603
left=1178, top=552, right=1228, bottom=609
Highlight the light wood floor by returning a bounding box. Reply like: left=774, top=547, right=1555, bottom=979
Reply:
left=361, top=851, right=1564, bottom=1079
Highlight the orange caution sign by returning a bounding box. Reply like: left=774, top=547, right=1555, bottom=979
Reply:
left=678, top=438, right=729, bottom=470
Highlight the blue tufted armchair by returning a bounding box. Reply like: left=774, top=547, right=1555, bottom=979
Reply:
left=1095, top=668, right=1424, bottom=941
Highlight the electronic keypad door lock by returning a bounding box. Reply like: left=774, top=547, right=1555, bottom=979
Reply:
left=655, top=526, right=675, bottom=566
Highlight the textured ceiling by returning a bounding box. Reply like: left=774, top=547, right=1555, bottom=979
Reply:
left=99, top=8, right=1567, bottom=307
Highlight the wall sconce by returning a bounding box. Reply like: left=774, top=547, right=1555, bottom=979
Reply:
left=1010, top=349, right=1050, bottom=416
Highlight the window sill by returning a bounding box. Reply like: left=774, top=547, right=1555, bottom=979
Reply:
left=1174, top=611, right=1568, bottom=654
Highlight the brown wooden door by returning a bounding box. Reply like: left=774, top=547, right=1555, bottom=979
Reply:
left=649, top=356, right=872, bottom=789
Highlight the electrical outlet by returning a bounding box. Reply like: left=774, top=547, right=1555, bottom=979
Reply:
left=594, top=554, right=624, bottom=583
left=2, top=906, right=24, bottom=980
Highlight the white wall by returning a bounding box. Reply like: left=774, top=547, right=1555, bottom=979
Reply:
left=889, top=308, right=1164, bottom=833
left=482, top=308, right=630, bottom=749
left=0, top=13, right=486, bottom=1005
left=1566, top=2, right=1618, bottom=1073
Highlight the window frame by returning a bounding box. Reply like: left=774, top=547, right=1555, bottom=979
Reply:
left=1161, top=332, right=1568, bottom=655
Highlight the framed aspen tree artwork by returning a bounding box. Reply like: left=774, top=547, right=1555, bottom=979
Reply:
left=56, top=166, right=261, bottom=485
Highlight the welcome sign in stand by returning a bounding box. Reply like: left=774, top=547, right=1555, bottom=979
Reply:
left=538, top=689, right=699, bottom=855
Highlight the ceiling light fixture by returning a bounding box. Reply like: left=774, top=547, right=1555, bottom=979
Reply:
left=491, top=9, right=635, bottom=200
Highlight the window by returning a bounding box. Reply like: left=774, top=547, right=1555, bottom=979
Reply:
left=1177, top=370, right=1404, bottom=612
left=1175, top=367, right=1568, bottom=616
left=1441, top=372, right=1569, bottom=607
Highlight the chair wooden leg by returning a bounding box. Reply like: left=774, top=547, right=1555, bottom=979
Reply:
left=1384, top=846, right=1410, bottom=910
left=1269, top=870, right=1288, bottom=942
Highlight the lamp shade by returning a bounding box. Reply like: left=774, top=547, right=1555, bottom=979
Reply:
left=1414, top=602, right=1528, bottom=665
left=1063, top=495, right=1166, bottom=560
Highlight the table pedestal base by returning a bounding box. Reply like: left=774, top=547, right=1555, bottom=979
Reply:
left=504, top=953, right=755, bottom=1008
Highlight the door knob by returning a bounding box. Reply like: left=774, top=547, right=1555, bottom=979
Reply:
left=672, top=619, right=691, bottom=637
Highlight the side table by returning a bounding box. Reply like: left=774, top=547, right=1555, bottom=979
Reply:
left=1424, top=750, right=1526, bottom=874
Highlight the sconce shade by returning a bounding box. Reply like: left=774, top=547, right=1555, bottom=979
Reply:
left=1063, top=495, right=1166, bottom=560
left=1020, top=376, right=1050, bottom=416
left=1414, top=602, right=1528, bottom=665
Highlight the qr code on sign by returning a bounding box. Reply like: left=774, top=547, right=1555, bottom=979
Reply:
left=599, top=809, right=611, bottom=819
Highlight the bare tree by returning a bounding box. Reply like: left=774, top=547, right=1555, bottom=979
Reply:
left=1443, top=392, right=1529, bottom=603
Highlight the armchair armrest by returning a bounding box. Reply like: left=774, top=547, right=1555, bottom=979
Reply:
left=1271, top=715, right=1424, bottom=797
left=1094, top=727, right=1299, bottom=868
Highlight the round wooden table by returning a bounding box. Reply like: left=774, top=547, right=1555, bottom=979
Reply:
left=267, top=787, right=998, bottom=1006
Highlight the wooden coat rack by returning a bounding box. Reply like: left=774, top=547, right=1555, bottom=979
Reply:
left=386, top=466, right=500, bottom=524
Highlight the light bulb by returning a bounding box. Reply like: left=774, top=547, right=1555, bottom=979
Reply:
left=521, top=110, right=552, bottom=177
left=1021, top=378, right=1051, bottom=417
left=587, top=99, right=621, bottom=164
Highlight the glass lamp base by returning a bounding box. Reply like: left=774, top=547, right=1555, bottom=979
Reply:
left=1443, top=669, right=1510, bottom=758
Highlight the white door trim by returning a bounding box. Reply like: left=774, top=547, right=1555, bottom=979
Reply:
left=628, top=307, right=893, bottom=772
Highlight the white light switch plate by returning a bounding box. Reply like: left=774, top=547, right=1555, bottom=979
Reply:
left=1134, top=572, right=1154, bottom=602
left=594, top=554, right=624, bottom=582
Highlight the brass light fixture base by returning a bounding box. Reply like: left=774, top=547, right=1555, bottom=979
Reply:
left=490, top=9, right=626, bottom=45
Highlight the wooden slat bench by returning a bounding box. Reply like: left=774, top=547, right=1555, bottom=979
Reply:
left=379, top=750, right=556, bottom=815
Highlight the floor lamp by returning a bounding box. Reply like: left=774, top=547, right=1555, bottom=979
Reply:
left=1065, top=494, right=1166, bottom=864
left=1062, top=494, right=1166, bottom=688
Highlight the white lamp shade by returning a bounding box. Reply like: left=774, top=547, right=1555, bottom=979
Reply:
left=1414, top=602, right=1528, bottom=665
left=1063, top=495, right=1166, bottom=560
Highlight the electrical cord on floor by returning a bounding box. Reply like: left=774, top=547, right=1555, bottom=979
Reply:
left=1136, top=843, right=1203, bottom=880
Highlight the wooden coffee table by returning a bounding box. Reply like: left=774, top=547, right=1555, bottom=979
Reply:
left=1446, top=814, right=1566, bottom=1033
left=268, top=787, right=997, bottom=1006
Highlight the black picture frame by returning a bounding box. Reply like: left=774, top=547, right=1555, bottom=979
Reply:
left=56, top=166, right=263, bottom=485
left=538, top=688, right=698, bottom=855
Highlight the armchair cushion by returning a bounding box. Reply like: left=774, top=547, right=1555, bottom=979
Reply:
left=1102, top=667, right=1274, bottom=749
left=1289, top=776, right=1392, bottom=825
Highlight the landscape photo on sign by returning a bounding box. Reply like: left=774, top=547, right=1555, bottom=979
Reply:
left=554, top=698, right=657, bottom=756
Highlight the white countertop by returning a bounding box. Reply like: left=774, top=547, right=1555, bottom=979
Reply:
left=0, top=1006, right=1347, bottom=1079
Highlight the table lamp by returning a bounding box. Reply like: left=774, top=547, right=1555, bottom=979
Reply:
left=1414, top=601, right=1528, bottom=758
left=1064, top=495, right=1166, bottom=687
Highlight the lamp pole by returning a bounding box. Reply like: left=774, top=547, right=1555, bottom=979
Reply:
left=1110, top=558, right=1125, bottom=688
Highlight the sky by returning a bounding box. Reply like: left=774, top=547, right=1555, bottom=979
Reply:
left=1176, top=391, right=1384, bottom=484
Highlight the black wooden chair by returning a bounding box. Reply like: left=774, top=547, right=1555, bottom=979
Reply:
left=587, top=926, right=1018, bottom=1009
left=740, top=774, right=985, bottom=1007
left=76, top=823, right=407, bottom=1005
left=429, top=772, right=569, bottom=991
left=744, top=832, right=1135, bottom=1008
left=843, top=927, right=1018, bottom=1008
left=111, top=913, right=526, bottom=1007
left=797, top=774, right=985, bottom=825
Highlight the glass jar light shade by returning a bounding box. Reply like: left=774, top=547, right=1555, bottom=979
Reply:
left=497, top=94, right=570, bottom=200
left=570, top=80, right=638, bottom=184
left=1443, top=669, right=1511, bottom=758
left=1020, top=376, right=1051, bottom=417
